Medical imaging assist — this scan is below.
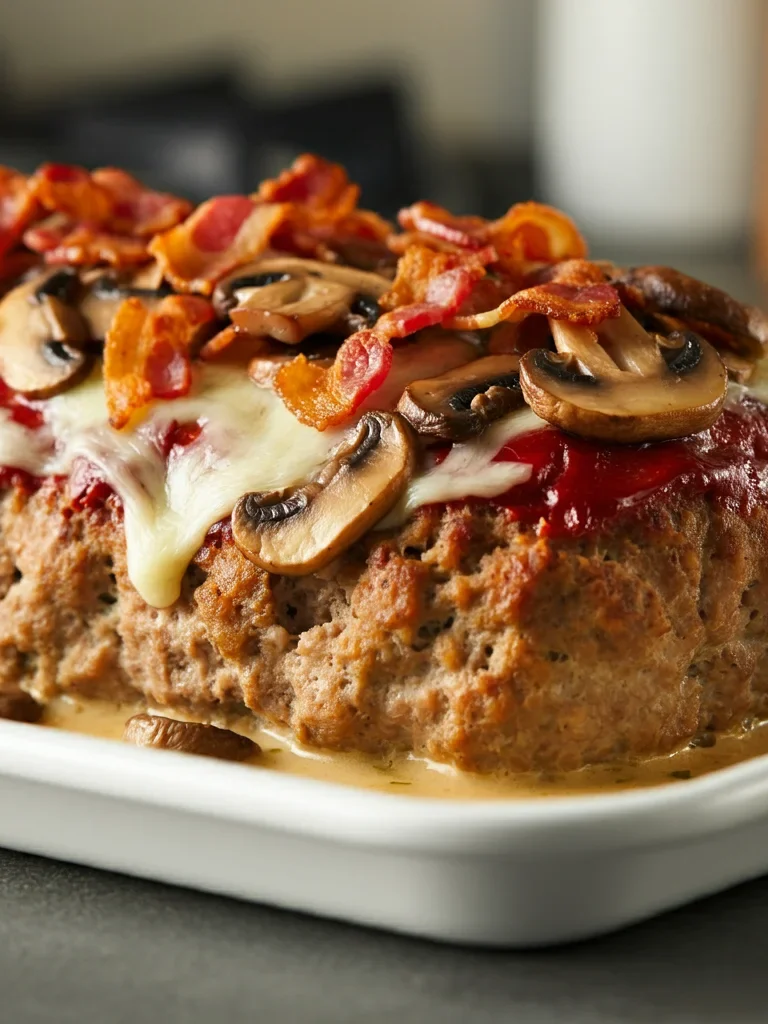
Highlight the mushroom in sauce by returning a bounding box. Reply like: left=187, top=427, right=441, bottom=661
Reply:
left=0, top=269, right=91, bottom=397
left=397, top=354, right=523, bottom=440
left=519, top=307, right=727, bottom=443
left=232, top=411, right=414, bottom=575
left=123, top=713, right=259, bottom=761
left=213, top=257, right=391, bottom=345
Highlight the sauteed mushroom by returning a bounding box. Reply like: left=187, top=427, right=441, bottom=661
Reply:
left=616, top=266, right=768, bottom=359
left=123, top=714, right=258, bottom=761
left=79, top=264, right=173, bottom=341
left=519, top=307, right=727, bottom=443
left=397, top=354, right=523, bottom=440
left=0, top=270, right=91, bottom=397
left=233, top=411, right=413, bottom=574
left=213, top=257, right=391, bottom=345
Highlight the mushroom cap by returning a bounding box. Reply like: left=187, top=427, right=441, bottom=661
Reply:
left=0, top=271, right=92, bottom=398
left=232, top=411, right=414, bottom=575
left=519, top=311, right=727, bottom=443
left=616, top=266, right=768, bottom=359
left=397, top=354, right=523, bottom=440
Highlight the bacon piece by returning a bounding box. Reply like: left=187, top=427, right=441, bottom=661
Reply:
left=397, top=198, right=587, bottom=266
left=275, top=258, right=478, bottom=429
left=104, top=295, right=215, bottom=429
left=149, top=197, right=287, bottom=294
left=30, top=223, right=151, bottom=267
left=380, top=244, right=493, bottom=310
left=258, top=154, right=392, bottom=257
left=0, top=167, right=40, bottom=259
left=447, top=282, right=621, bottom=332
left=28, top=163, right=191, bottom=236
left=489, top=202, right=587, bottom=264
left=30, top=163, right=114, bottom=223
left=256, top=153, right=358, bottom=216
left=398, top=201, right=488, bottom=250
left=199, top=325, right=270, bottom=363
left=91, top=168, right=192, bottom=236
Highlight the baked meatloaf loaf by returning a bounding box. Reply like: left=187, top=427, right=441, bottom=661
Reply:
left=1, top=154, right=767, bottom=774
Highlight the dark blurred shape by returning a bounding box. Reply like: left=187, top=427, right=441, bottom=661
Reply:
left=0, top=61, right=426, bottom=217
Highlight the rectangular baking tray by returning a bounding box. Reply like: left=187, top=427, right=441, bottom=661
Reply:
left=2, top=718, right=768, bottom=947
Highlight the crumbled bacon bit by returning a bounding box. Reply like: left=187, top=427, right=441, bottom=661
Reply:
left=274, top=252, right=482, bottom=429
left=0, top=167, right=40, bottom=259
left=104, top=295, right=215, bottom=429
left=149, top=199, right=288, bottom=294
left=447, top=281, right=620, bottom=332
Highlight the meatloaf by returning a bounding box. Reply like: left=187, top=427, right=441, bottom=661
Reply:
left=2, top=153, right=768, bottom=775
left=2, top=479, right=767, bottom=774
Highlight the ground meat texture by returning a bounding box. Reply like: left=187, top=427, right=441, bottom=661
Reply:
left=2, top=480, right=768, bottom=774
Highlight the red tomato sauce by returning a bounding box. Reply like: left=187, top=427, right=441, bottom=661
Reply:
left=491, top=395, right=768, bottom=535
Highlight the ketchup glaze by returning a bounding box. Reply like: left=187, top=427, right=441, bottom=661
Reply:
left=4, top=373, right=768, bottom=538
left=492, top=394, right=768, bottom=536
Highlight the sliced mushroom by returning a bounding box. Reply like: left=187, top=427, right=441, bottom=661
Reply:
left=233, top=411, right=413, bottom=575
left=230, top=275, right=355, bottom=344
left=0, top=686, right=43, bottom=724
left=78, top=266, right=173, bottom=341
left=123, top=713, right=259, bottom=761
left=213, top=256, right=391, bottom=315
left=213, top=257, right=391, bottom=345
left=615, top=266, right=768, bottom=359
left=397, top=355, right=523, bottom=440
left=518, top=307, right=727, bottom=443
left=0, top=270, right=91, bottom=397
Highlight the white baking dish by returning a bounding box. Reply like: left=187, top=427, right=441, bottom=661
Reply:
left=2, top=718, right=768, bottom=947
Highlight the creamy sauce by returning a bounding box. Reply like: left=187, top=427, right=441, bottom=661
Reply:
left=42, top=698, right=768, bottom=799
left=0, top=366, right=537, bottom=608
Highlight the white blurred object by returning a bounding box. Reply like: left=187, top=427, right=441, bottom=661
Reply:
left=536, top=0, right=764, bottom=246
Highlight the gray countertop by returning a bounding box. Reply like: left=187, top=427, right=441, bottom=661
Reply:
left=1, top=847, right=767, bottom=1024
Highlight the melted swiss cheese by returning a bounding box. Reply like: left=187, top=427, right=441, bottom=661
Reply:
left=1, top=366, right=542, bottom=607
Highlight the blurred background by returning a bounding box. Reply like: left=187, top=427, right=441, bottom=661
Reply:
left=1, top=0, right=767, bottom=291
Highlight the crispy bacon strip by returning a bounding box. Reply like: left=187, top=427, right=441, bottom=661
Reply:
left=148, top=198, right=287, bottom=294
left=380, top=243, right=493, bottom=310
left=489, top=202, right=587, bottom=264
left=398, top=199, right=587, bottom=265
left=274, top=261, right=478, bottom=429
left=0, top=167, right=40, bottom=259
left=91, top=168, right=192, bottom=236
left=256, top=153, right=358, bottom=215
left=26, top=221, right=150, bottom=267
left=104, top=295, right=215, bottom=429
left=446, top=282, right=621, bottom=332
left=29, top=163, right=191, bottom=235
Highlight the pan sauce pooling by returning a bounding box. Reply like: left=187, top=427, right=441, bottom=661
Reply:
left=43, top=698, right=768, bottom=799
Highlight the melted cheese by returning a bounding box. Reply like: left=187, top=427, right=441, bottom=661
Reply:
left=1, top=368, right=542, bottom=607
left=379, top=408, right=547, bottom=528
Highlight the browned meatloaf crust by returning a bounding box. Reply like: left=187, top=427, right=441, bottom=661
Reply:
left=2, top=480, right=767, bottom=774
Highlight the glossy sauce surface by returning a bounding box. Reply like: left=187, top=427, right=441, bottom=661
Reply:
left=492, top=394, right=768, bottom=535
left=42, top=698, right=768, bottom=800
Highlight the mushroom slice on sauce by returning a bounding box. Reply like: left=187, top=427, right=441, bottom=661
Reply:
left=232, top=411, right=414, bottom=575
left=518, top=307, right=727, bottom=443
left=397, top=354, right=523, bottom=441
left=0, top=270, right=91, bottom=398
left=78, top=265, right=173, bottom=341
left=616, top=266, right=768, bottom=359
left=123, top=714, right=259, bottom=761
left=214, top=257, right=391, bottom=344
